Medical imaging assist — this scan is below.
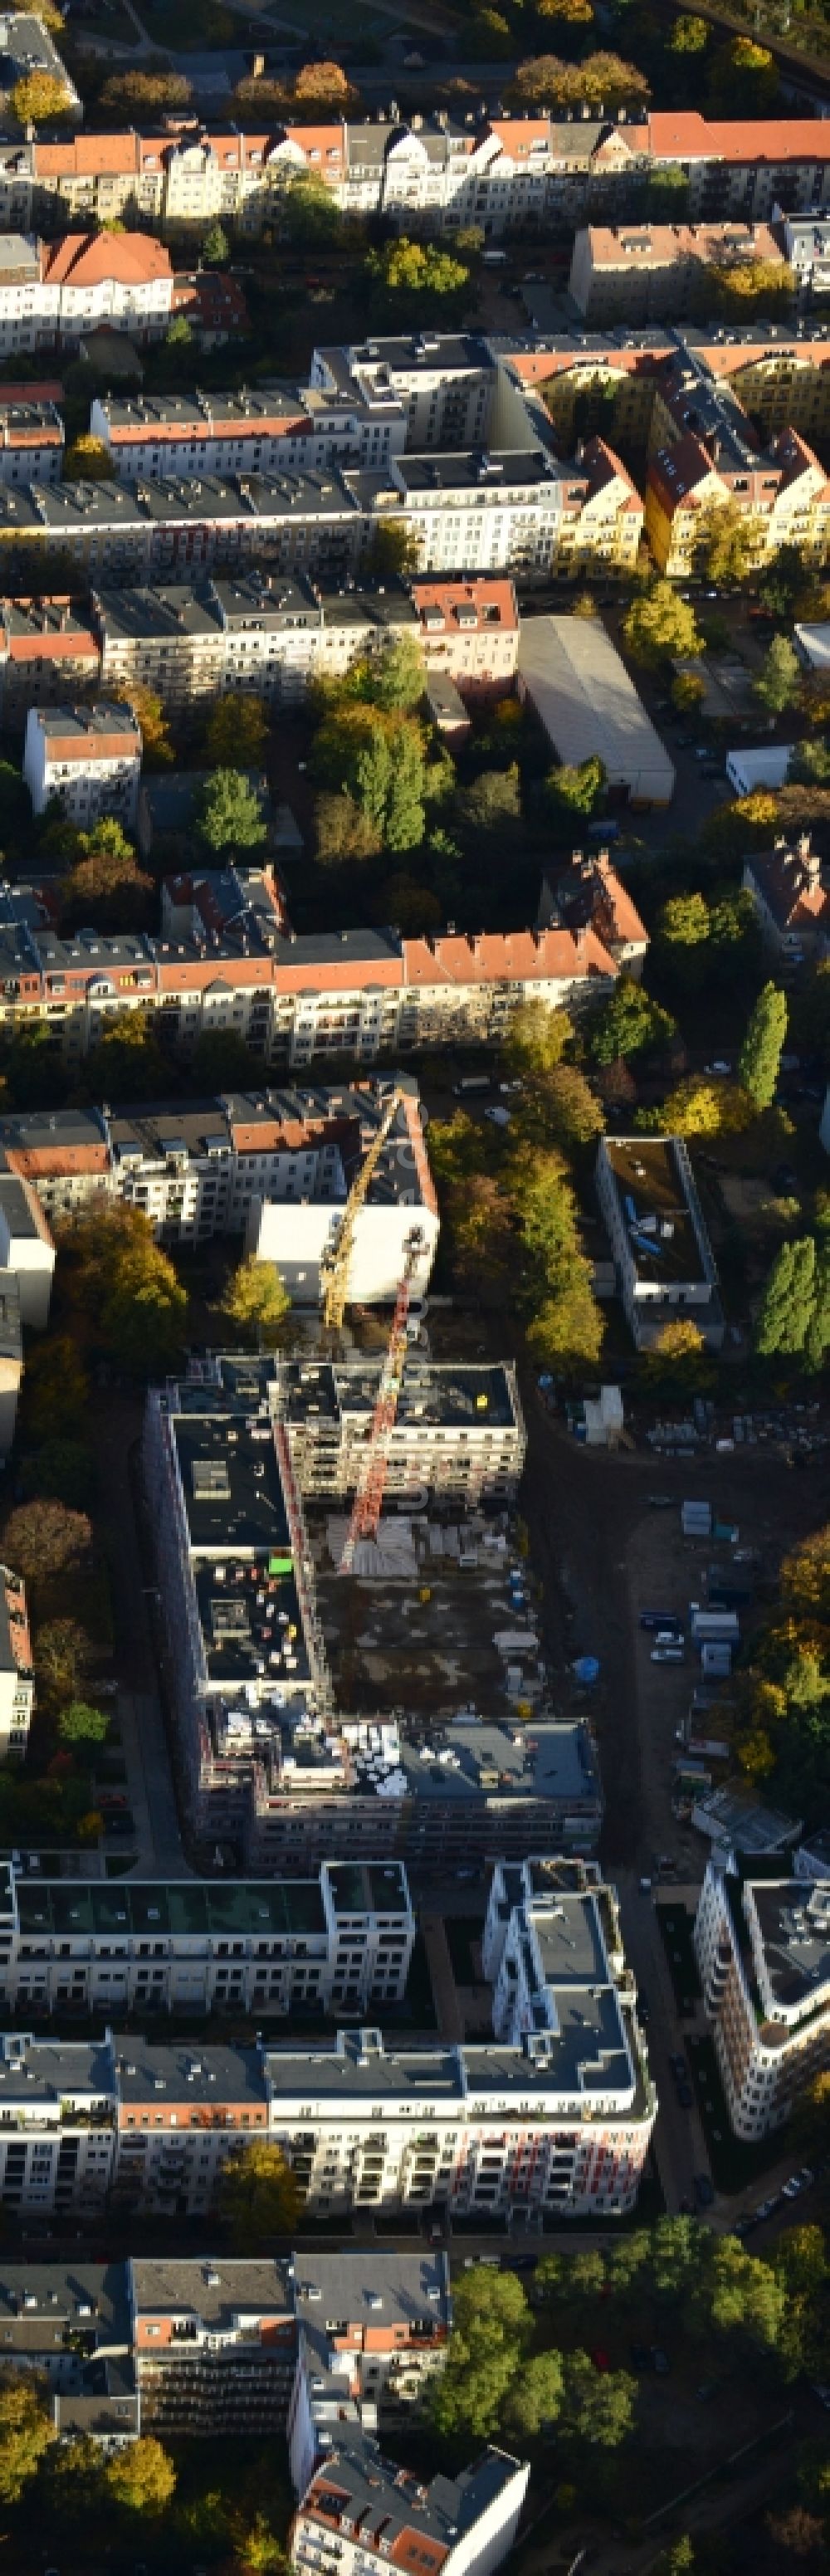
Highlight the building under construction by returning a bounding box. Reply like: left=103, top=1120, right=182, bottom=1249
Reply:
left=139, top=1355, right=600, bottom=1875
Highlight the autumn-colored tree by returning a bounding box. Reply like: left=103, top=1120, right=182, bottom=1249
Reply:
left=221, top=1256, right=290, bottom=1349
left=3, top=1499, right=91, bottom=1588
left=204, top=692, right=268, bottom=769
left=505, top=50, right=649, bottom=110
left=0, top=2370, right=54, bottom=2501
left=63, top=433, right=115, bottom=483
left=642, top=1318, right=712, bottom=1395
left=10, top=70, right=70, bottom=125
left=367, top=237, right=469, bottom=302
left=624, top=579, right=702, bottom=665
left=710, top=257, right=793, bottom=316
left=291, top=59, right=359, bottom=112
left=695, top=496, right=763, bottom=584
left=22, top=1332, right=89, bottom=1440
left=101, top=69, right=192, bottom=114
left=657, top=1076, right=751, bottom=1137
left=34, top=1618, right=94, bottom=1710
left=364, top=519, right=421, bottom=580
left=57, top=819, right=153, bottom=934
left=113, top=680, right=173, bottom=769
left=219, top=2139, right=304, bottom=2248
left=105, top=2436, right=176, bottom=2512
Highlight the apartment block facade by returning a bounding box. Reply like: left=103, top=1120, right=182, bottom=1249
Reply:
left=22, top=700, right=141, bottom=826
left=694, top=1862, right=830, bottom=2138
left=0, top=595, right=100, bottom=726
left=0, top=1856, right=414, bottom=2022
left=13, top=109, right=830, bottom=242
left=0, top=1566, right=33, bottom=1762
left=290, top=2442, right=529, bottom=2576
left=569, top=220, right=784, bottom=324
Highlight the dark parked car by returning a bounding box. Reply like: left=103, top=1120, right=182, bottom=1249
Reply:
left=677, top=2083, right=694, bottom=2109
left=695, top=2173, right=715, bottom=2209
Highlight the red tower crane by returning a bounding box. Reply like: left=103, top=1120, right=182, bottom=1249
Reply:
left=338, top=1225, right=425, bottom=1577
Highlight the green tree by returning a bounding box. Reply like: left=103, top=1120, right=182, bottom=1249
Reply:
left=18, top=1438, right=93, bottom=1513
left=22, top=1335, right=89, bottom=1441
left=202, top=220, right=229, bottom=264
left=696, top=496, right=761, bottom=584
left=58, top=819, right=153, bottom=934
left=646, top=159, right=691, bottom=218
left=754, top=633, right=801, bottom=716
left=58, top=1701, right=110, bottom=1747
left=279, top=169, right=343, bottom=247
left=3, top=1499, right=91, bottom=1587
left=504, top=1001, right=573, bottom=1078
left=364, top=519, right=421, bottom=581
left=105, top=2436, right=176, bottom=2512
left=668, top=16, right=707, bottom=53
left=788, top=738, right=830, bottom=785
left=547, top=755, right=607, bottom=819
left=102, top=1239, right=188, bottom=1377
left=165, top=315, right=193, bottom=349
left=739, top=980, right=788, bottom=1111
left=623, top=579, right=702, bottom=666
left=806, top=1242, right=830, bottom=1372
left=755, top=1237, right=817, bottom=1357
left=221, top=1255, right=290, bottom=1350
left=314, top=704, right=427, bottom=852
left=0, top=2369, right=54, bottom=2500
left=708, top=35, right=778, bottom=114
left=455, top=764, right=522, bottom=845
left=532, top=1063, right=603, bottom=1151
left=205, top=694, right=269, bottom=770
left=344, top=634, right=425, bottom=714
left=429, top=2267, right=531, bottom=2441
left=197, top=767, right=268, bottom=855
left=367, top=237, right=469, bottom=306
left=502, top=2349, right=564, bottom=2440
left=315, top=791, right=381, bottom=867
left=560, top=2351, right=637, bottom=2447
left=589, top=975, right=675, bottom=1064
left=642, top=1318, right=711, bottom=1396
left=219, top=2139, right=304, bottom=2248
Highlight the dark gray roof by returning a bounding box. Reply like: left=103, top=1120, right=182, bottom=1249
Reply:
left=113, top=2035, right=267, bottom=2108
left=130, top=2255, right=292, bottom=2323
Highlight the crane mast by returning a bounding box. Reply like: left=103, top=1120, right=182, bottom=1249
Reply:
left=338, top=1225, right=425, bottom=1576
left=319, top=1084, right=404, bottom=1338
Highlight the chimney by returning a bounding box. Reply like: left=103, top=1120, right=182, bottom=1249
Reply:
left=251, top=50, right=265, bottom=76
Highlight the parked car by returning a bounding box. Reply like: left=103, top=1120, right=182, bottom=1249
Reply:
left=695, top=2173, right=715, bottom=2208
left=670, top=2055, right=686, bottom=2081
left=677, top=2084, right=694, bottom=2109
left=652, top=1645, right=685, bottom=1664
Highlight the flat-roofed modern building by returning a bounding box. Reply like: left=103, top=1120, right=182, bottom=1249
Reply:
left=0, top=1856, right=414, bottom=2021
left=273, top=1355, right=525, bottom=1505
left=695, top=1862, right=830, bottom=2138
left=596, top=1134, right=725, bottom=1350
left=288, top=2250, right=450, bottom=2492
left=290, top=2439, right=530, bottom=2576
left=130, top=2256, right=295, bottom=2435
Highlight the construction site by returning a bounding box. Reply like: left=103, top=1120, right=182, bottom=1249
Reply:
left=142, top=1078, right=602, bottom=1876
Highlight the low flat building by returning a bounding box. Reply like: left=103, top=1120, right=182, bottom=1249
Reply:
left=518, top=616, right=675, bottom=809
left=725, top=745, right=795, bottom=797
left=596, top=1134, right=725, bottom=1351
left=0, top=2261, right=135, bottom=2448
left=742, top=831, right=830, bottom=965
left=569, top=219, right=784, bottom=324
left=0, top=1567, right=33, bottom=1762
left=794, top=618, right=830, bottom=670
left=695, top=1862, right=830, bottom=2139
left=0, top=1855, right=414, bottom=2021
left=131, top=2256, right=295, bottom=2436
left=22, top=700, right=141, bottom=828
left=290, top=2440, right=530, bottom=2576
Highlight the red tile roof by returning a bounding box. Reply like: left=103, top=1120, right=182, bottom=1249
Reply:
left=42, top=231, right=172, bottom=288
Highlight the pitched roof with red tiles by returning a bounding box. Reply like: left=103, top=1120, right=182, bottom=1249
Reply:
left=42, top=231, right=172, bottom=288
left=747, top=843, right=830, bottom=933
left=410, top=575, right=518, bottom=634
left=402, top=925, right=618, bottom=989
left=638, top=111, right=830, bottom=164
left=34, top=134, right=144, bottom=179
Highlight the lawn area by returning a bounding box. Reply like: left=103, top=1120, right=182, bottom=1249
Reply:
left=657, top=1902, right=703, bottom=2016
left=443, top=1915, right=486, bottom=1984
left=686, top=2033, right=788, bottom=2194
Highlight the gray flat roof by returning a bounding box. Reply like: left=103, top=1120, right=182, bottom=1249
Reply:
left=750, top=1880, right=830, bottom=2012
left=518, top=615, right=676, bottom=803
left=0, top=2037, right=114, bottom=2100
left=131, top=2256, right=292, bottom=2321
left=603, top=1136, right=704, bottom=1286
left=403, top=1721, right=598, bottom=1806
left=113, top=2036, right=266, bottom=2108
left=293, top=2249, right=448, bottom=2329
left=172, top=1410, right=290, bottom=1557
left=0, top=2261, right=128, bottom=2347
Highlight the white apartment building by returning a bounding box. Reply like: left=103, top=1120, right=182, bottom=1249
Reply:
left=0, top=2032, right=117, bottom=2219
left=267, top=1865, right=652, bottom=2221
left=694, top=1860, right=830, bottom=2139
left=90, top=381, right=408, bottom=481
left=93, top=574, right=419, bottom=712
left=388, top=447, right=560, bottom=577
left=245, top=1085, right=438, bottom=1308
left=0, top=389, right=63, bottom=483
left=596, top=1135, right=725, bottom=1351
left=0, top=1857, right=414, bottom=2022
left=290, top=2441, right=530, bottom=2576
left=0, top=1172, right=54, bottom=1327
left=0, top=1567, right=33, bottom=1762
left=0, top=232, right=173, bottom=355
left=22, top=700, right=141, bottom=827
left=0, top=597, right=100, bottom=729
left=311, top=335, right=491, bottom=453
left=288, top=2251, right=450, bottom=2495
left=272, top=1356, right=525, bottom=1507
